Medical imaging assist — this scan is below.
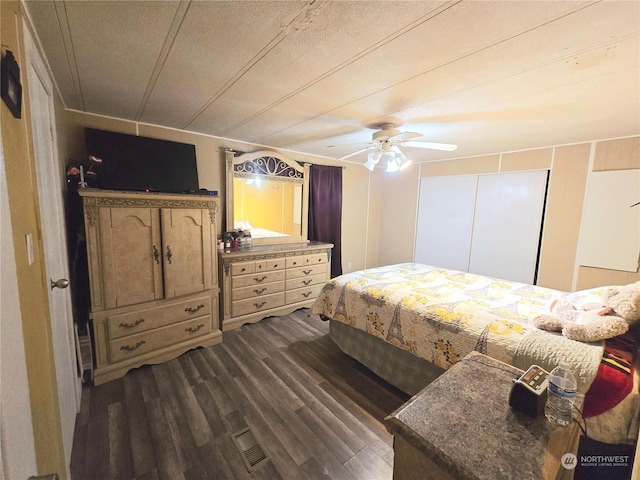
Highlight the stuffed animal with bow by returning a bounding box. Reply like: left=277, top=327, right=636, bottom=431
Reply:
left=533, top=282, right=640, bottom=342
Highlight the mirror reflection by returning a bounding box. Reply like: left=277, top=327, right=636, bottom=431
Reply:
left=225, top=148, right=309, bottom=245
left=233, top=176, right=302, bottom=238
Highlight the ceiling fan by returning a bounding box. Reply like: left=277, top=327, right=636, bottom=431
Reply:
left=329, top=123, right=457, bottom=172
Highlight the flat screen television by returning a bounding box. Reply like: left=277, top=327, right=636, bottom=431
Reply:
left=84, top=127, right=199, bottom=193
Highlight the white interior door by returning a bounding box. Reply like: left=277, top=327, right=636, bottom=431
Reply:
left=469, top=170, right=549, bottom=283
left=415, top=175, right=478, bottom=271
left=25, top=24, right=80, bottom=479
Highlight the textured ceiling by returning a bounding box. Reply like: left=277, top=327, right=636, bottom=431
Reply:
left=23, top=0, right=640, bottom=166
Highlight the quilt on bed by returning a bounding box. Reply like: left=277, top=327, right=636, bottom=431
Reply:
left=310, top=263, right=604, bottom=394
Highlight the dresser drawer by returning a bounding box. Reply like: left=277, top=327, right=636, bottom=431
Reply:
left=303, top=253, right=328, bottom=265
left=286, top=255, right=305, bottom=268
left=232, top=292, right=285, bottom=317
left=232, top=261, right=255, bottom=275
left=287, top=264, right=328, bottom=280
left=108, top=295, right=210, bottom=339
left=285, top=284, right=324, bottom=305
left=109, top=315, right=211, bottom=363
left=285, top=273, right=326, bottom=290
left=232, top=270, right=285, bottom=288
left=232, top=281, right=285, bottom=301
left=265, top=258, right=285, bottom=271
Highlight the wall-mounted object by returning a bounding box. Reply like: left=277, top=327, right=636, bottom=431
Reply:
left=577, top=169, right=640, bottom=272
left=1, top=50, right=22, bottom=118
left=225, top=148, right=310, bottom=246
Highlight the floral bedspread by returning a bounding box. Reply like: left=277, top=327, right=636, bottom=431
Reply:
left=311, top=263, right=584, bottom=370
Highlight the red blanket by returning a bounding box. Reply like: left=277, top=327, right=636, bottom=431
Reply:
left=583, top=329, right=638, bottom=418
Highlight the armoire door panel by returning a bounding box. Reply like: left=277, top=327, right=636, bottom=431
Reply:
left=99, top=207, right=163, bottom=309
left=162, top=208, right=211, bottom=298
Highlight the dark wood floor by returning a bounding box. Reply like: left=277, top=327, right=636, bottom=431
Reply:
left=70, top=309, right=410, bottom=480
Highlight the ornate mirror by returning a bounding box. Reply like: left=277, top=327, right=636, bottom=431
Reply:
left=225, top=148, right=309, bottom=245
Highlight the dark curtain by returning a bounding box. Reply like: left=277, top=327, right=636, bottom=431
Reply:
left=308, top=164, right=343, bottom=278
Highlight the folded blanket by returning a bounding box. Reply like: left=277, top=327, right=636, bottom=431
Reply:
left=513, top=329, right=603, bottom=394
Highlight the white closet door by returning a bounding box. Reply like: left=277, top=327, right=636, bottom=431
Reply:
left=469, top=170, right=548, bottom=283
left=415, top=175, right=478, bottom=271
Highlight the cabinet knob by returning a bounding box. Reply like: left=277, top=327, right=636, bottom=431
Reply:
left=185, top=324, right=205, bottom=334
left=185, top=304, right=205, bottom=314
left=119, top=318, right=145, bottom=329
left=50, top=278, right=69, bottom=290
left=120, top=340, right=146, bottom=352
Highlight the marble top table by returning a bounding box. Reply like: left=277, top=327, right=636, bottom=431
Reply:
left=385, top=351, right=580, bottom=480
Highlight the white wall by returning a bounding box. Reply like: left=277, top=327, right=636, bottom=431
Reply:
left=0, top=134, right=38, bottom=480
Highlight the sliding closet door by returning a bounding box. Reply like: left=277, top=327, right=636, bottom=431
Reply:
left=469, top=170, right=548, bottom=283
left=415, top=175, right=478, bottom=271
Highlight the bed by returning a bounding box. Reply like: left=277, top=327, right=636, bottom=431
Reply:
left=310, top=263, right=640, bottom=446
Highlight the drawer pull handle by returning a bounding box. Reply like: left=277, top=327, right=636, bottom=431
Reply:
left=185, top=304, right=205, bottom=314
left=153, top=245, right=160, bottom=264
left=119, top=318, right=145, bottom=329
left=302, top=291, right=312, bottom=298
left=166, top=245, right=172, bottom=264
left=303, top=269, right=312, bottom=275
left=254, top=301, right=266, bottom=309
left=254, top=275, right=267, bottom=283
left=120, top=340, right=146, bottom=352
left=185, top=324, right=205, bottom=334
left=274, top=264, right=278, bottom=268
left=302, top=279, right=312, bottom=285
left=292, top=261, right=298, bottom=266
left=254, top=288, right=267, bottom=294
left=241, top=267, right=247, bottom=272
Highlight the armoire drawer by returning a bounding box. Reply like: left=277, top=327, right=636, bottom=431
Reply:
left=109, top=315, right=211, bottom=362
left=285, top=284, right=324, bottom=305
left=232, top=292, right=285, bottom=317
left=232, top=270, right=285, bottom=288
left=108, top=294, right=210, bottom=339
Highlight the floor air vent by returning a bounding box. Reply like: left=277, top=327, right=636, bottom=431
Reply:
left=232, top=427, right=269, bottom=472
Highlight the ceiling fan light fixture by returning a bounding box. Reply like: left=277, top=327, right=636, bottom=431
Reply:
left=364, top=150, right=382, bottom=171
left=386, top=158, right=400, bottom=173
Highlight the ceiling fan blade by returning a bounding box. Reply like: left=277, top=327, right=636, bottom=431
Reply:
left=338, top=145, right=377, bottom=160
left=400, top=140, right=458, bottom=151
left=388, top=131, right=422, bottom=142
left=328, top=141, right=375, bottom=148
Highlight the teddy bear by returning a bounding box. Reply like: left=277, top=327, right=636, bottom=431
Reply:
left=533, top=281, right=640, bottom=342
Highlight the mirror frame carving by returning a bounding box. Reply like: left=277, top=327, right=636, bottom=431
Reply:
left=225, top=148, right=310, bottom=245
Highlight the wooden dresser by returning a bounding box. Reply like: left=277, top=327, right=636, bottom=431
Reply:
left=219, top=242, right=333, bottom=331
left=79, top=189, right=223, bottom=385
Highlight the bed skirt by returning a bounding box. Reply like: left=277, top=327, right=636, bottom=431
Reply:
left=329, top=319, right=444, bottom=396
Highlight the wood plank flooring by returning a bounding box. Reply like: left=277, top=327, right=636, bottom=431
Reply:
left=70, top=309, right=410, bottom=480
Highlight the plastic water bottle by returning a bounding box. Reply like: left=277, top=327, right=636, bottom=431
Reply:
left=545, top=361, right=577, bottom=427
